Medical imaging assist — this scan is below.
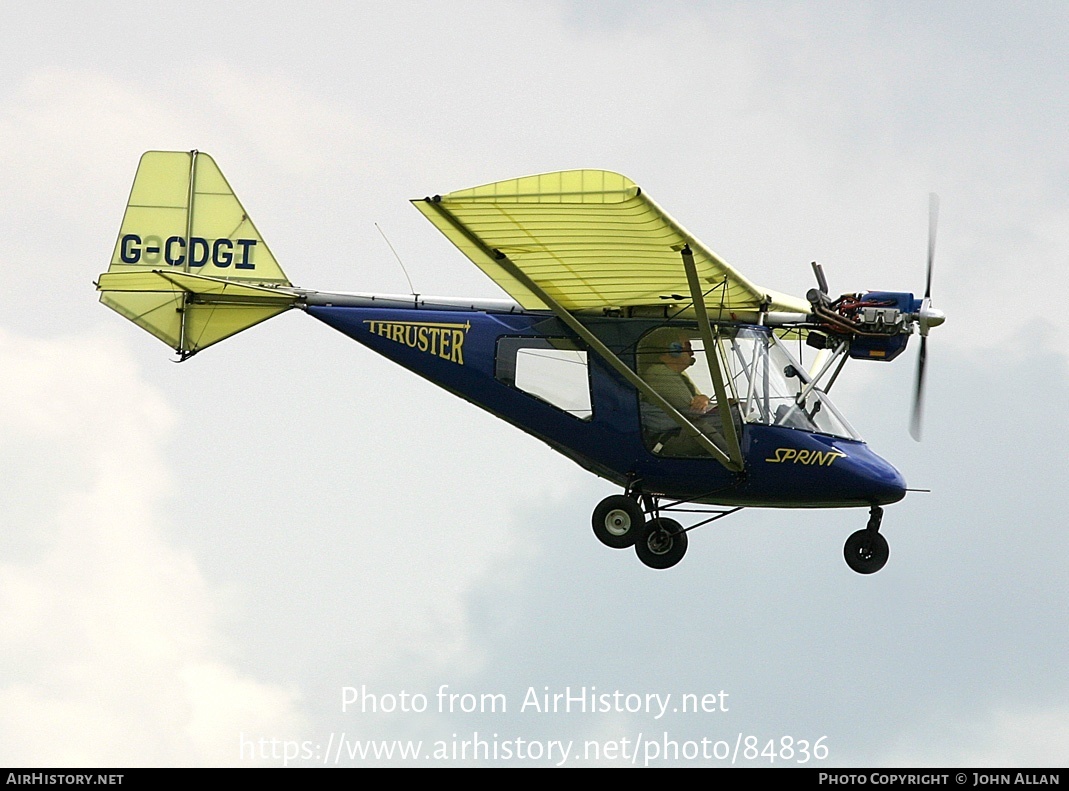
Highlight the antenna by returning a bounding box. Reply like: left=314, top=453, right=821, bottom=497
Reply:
left=375, top=223, right=417, bottom=297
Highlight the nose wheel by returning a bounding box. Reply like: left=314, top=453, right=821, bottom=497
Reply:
left=843, top=506, right=889, bottom=574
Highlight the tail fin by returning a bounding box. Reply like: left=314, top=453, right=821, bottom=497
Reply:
left=96, top=150, right=297, bottom=359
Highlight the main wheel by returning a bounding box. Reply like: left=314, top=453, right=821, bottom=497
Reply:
left=844, top=529, right=889, bottom=574
left=592, top=495, right=645, bottom=549
left=635, top=517, right=688, bottom=569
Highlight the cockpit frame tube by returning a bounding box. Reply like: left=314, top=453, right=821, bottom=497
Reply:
left=771, top=335, right=859, bottom=437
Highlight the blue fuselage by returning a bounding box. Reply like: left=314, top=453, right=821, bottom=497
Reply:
left=308, top=303, right=905, bottom=508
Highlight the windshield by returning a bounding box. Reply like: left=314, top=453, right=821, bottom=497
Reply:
left=638, top=325, right=860, bottom=442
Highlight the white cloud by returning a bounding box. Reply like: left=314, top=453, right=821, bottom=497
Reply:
left=0, top=328, right=304, bottom=766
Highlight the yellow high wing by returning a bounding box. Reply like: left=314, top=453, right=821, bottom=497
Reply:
left=413, top=169, right=809, bottom=318
left=97, top=151, right=297, bottom=358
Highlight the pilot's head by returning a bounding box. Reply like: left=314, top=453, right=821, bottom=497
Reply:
left=664, top=337, right=695, bottom=371
left=646, top=327, right=696, bottom=372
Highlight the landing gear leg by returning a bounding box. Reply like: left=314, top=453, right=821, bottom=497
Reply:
left=590, top=488, right=742, bottom=569
left=843, top=505, right=889, bottom=574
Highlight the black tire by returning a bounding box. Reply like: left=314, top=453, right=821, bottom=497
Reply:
left=844, top=529, right=889, bottom=574
left=635, top=517, right=688, bottom=569
left=592, top=495, right=644, bottom=549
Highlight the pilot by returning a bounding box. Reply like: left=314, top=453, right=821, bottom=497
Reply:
left=639, top=327, right=737, bottom=456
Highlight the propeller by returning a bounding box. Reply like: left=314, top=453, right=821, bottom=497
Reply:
left=909, top=193, right=945, bottom=441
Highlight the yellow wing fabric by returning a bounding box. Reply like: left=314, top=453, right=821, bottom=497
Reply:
left=98, top=151, right=295, bottom=358
left=413, top=170, right=808, bottom=317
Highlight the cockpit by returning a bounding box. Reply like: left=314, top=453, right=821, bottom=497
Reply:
left=637, top=324, right=860, bottom=456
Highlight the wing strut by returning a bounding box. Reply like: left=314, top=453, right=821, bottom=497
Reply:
left=422, top=199, right=743, bottom=472
left=680, top=246, right=744, bottom=469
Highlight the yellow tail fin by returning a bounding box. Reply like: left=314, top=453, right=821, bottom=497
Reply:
left=97, top=151, right=296, bottom=359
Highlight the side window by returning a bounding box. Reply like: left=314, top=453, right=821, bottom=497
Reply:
left=496, top=337, right=592, bottom=420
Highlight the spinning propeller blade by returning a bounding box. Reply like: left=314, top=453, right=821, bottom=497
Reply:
left=910, top=193, right=939, bottom=441
left=926, top=192, right=937, bottom=299
left=910, top=336, right=927, bottom=440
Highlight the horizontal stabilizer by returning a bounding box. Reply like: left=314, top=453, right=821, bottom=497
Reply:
left=97, top=269, right=297, bottom=301
left=97, top=271, right=296, bottom=357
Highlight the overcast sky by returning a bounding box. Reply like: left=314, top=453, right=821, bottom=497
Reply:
left=1, top=1, right=1067, bottom=767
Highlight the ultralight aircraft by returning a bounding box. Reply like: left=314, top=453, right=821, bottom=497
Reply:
left=96, top=151, right=944, bottom=573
